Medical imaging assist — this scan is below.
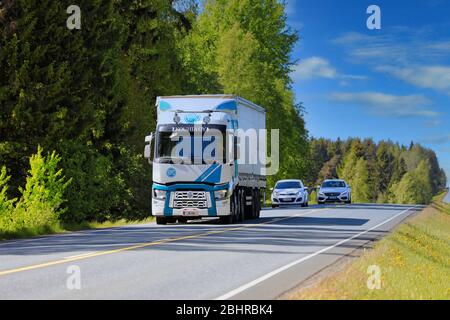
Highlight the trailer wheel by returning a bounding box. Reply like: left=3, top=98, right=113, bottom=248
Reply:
left=238, top=189, right=245, bottom=222
left=255, top=189, right=261, bottom=219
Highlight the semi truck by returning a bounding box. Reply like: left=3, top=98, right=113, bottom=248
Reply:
left=144, top=95, right=266, bottom=225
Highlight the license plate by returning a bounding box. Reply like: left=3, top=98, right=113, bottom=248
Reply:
left=281, top=198, right=293, bottom=202
left=183, top=209, right=199, bottom=216
left=329, top=196, right=337, bottom=200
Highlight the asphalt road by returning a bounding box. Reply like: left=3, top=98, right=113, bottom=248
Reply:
left=0, top=204, right=422, bottom=300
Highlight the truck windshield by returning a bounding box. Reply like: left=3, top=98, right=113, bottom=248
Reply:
left=155, top=124, right=228, bottom=164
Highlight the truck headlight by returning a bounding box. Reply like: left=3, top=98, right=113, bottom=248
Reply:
left=214, top=189, right=229, bottom=200
left=153, top=189, right=167, bottom=200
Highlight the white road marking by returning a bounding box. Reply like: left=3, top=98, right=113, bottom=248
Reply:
left=215, top=205, right=418, bottom=300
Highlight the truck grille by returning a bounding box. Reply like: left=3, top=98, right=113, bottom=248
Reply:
left=174, top=191, right=207, bottom=200
left=172, top=191, right=209, bottom=209
left=174, top=200, right=208, bottom=209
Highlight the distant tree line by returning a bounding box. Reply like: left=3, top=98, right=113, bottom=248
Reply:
left=305, top=138, right=447, bottom=204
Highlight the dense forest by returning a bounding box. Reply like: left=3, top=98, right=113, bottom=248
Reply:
left=0, top=1, right=446, bottom=235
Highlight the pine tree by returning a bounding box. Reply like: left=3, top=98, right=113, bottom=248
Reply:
left=351, top=158, right=371, bottom=203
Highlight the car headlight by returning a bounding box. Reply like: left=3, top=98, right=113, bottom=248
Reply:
left=341, top=191, right=348, bottom=196
left=153, top=189, right=167, bottom=200
left=318, top=191, right=324, bottom=196
left=273, top=191, right=279, bottom=197
left=214, top=189, right=229, bottom=200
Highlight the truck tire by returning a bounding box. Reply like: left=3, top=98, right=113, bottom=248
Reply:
left=256, top=190, right=261, bottom=218
left=156, top=217, right=168, bottom=225
left=252, top=189, right=258, bottom=219
left=243, top=188, right=253, bottom=220
left=220, top=215, right=233, bottom=224
left=238, top=189, right=245, bottom=222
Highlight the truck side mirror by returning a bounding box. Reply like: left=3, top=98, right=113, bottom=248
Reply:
left=144, top=133, right=154, bottom=163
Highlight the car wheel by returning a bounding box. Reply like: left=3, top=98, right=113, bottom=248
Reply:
left=272, top=204, right=279, bottom=208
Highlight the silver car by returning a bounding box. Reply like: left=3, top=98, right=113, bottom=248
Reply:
left=271, top=179, right=309, bottom=208
left=317, top=179, right=352, bottom=204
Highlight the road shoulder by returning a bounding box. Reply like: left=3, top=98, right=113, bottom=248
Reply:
left=282, top=197, right=449, bottom=300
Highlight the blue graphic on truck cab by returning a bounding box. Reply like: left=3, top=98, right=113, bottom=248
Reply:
left=216, top=100, right=237, bottom=112
left=159, top=101, right=172, bottom=111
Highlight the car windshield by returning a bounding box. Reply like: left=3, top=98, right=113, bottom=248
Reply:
left=276, top=181, right=301, bottom=189
left=322, top=181, right=346, bottom=188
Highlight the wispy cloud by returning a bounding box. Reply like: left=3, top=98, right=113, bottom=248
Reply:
left=329, top=92, right=438, bottom=118
left=375, top=65, right=450, bottom=95
left=421, top=134, right=450, bottom=144
left=292, top=57, right=366, bottom=81
left=332, top=28, right=450, bottom=65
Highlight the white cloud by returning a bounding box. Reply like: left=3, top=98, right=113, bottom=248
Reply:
left=292, top=57, right=366, bottom=82
left=376, top=65, right=450, bottom=95
left=332, top=28, right=450, bottom=65
left=329, top=92, right=438, bottom=118
left=293, top=57, right=337, bottom=80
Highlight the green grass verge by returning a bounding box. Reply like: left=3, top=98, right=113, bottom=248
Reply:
left=0, top=217, right=155, bottom=241
left=286, top=192, right=450, bottom=300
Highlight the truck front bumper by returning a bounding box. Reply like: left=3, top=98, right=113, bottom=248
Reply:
left=152, top=198, right=231, bottom=217
left=151, top=183, right=232, bottom=217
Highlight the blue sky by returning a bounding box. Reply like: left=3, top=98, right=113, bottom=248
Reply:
left=286, top=0, right=450, bottom=185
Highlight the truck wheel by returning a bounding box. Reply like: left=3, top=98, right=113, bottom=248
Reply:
left=156, top=217, right=168, bottom=225
left=220, top=215, right=233, bottom=224
left=252, top=189, right=258, bottom=219
left=237, top=190, right=245, bottom=222
left=256, top=190, right=261, bottom=218
left=178, top=217, right=188, bottom=224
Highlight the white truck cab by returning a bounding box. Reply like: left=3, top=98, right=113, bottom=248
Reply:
left=144, top=95, right=267, bottom=224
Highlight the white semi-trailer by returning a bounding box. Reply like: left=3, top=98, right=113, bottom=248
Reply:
left=144, top=95, right=266, bottom=224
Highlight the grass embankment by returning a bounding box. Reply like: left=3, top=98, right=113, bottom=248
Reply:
left=0, top=217, right=155, bottom=241
left=286, top=192, right=450, bottom=300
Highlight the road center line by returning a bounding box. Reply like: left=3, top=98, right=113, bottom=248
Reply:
left=0, top=209, right=324, bottom=277
left=215, top=205, right=418, bottom=300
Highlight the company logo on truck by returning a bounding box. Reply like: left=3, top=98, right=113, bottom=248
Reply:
left=184, top=114, right=201, bottom=124
left=166, top=167, right=177, bottom=178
